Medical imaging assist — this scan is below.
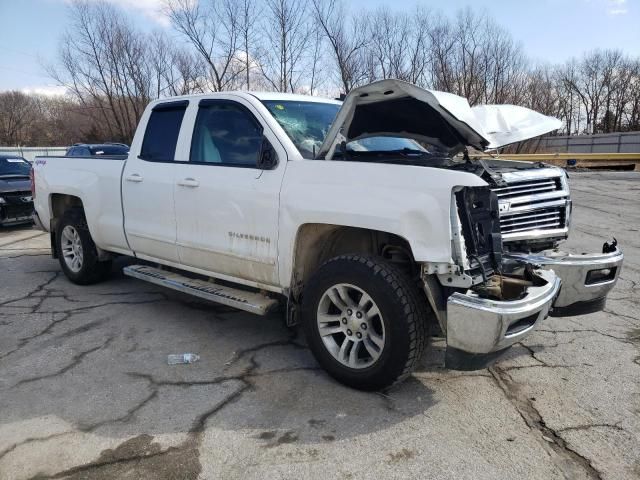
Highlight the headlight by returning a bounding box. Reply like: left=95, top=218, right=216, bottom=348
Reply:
left=560, top=170, right=571, bottom=232
left=0, top=197, right=5, bottom=204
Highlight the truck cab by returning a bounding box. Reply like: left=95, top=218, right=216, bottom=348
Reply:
left=32, top=79, right=623, bottom=390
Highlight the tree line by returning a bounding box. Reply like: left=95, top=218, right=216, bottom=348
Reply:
left=1, top=0, right=639, bottom=147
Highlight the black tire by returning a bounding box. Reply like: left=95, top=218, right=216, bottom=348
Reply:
left=56, top=208, right=112, bottom=285
left=301, top=254, right=428, bottom=391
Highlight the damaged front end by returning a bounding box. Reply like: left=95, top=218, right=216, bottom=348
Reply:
left=424, top=186, right=622, bottom=371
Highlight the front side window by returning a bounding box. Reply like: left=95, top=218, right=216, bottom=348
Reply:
left=140, top=101, right=187, bottom=161
left=190, top=101, right=263, bottom=167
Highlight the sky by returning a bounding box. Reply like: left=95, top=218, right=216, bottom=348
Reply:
left=0, top=0, right=638, bottom=94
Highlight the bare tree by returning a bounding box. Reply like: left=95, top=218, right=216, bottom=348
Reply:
left=406, top=7, right=432, bottom=86
left=47, top=0, right=149, bottom=141
left=563, top=51, right=609, bottom=134
left=255, top=0, right=311, bottom=92
left=22, top=0, right=639, bottom=147
left=306, top=24, right=325, bottom=95
left=149, top=32, right=206, bottom=97
left=368, top=8, right=412, bottom=81
left=238, top=0, right=260, bottom=89
left=312, top=0, right=369, bottom=94
left=164, top=0, right=243, bottom=92
left=0, top=92, right=38, bottom=146
left=426, top=12, right=457, bottom=93
left=624, top=60, right=640, bottom=130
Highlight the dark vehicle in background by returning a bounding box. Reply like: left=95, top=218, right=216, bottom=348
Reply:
left=0, top=155, right=33, bottom=227
left=65, top=143, right=130, bottom=157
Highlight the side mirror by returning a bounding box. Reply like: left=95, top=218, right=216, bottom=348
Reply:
left=258, top=137, right=278, bottom=170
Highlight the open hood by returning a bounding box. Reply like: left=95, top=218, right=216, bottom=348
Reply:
left=471, top=104, right=563, bottom=149
left=318, top=79, right=562, bottom=158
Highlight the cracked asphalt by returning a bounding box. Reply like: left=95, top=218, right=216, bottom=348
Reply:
left=1, top=171, right=639, bottom=480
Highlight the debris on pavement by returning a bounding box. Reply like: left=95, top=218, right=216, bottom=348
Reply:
left=167, top=353, right=200, bottom=365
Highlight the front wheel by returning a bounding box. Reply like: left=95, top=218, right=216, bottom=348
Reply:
left=301, top=255, right=427, bottom=391
left=56, top=208, right=112, bottom=285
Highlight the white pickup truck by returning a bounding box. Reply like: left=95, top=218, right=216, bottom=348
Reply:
left=32, top=80, right=623, bottom=390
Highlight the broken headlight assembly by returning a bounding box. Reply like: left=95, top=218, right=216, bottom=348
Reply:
left=449, top=186, right=550, bottom=302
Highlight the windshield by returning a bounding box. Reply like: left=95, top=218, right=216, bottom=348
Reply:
left=262, top=100, right=450, bottom=162
left=0, top=157, right=31, bottom=177
left=262, top=100, right=339, bottom=158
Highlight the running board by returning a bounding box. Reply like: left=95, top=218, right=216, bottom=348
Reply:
left=123, top=265, right=278, bottom=316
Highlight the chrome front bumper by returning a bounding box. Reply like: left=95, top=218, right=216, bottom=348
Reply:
left=442, top=242, right=623, bottom=370
left=506, top=246, right=623, bottom=316
left=445, top=269, right=560, bottom=368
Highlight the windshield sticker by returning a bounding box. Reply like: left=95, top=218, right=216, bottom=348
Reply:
left=275, top=104, right=285, bottom=110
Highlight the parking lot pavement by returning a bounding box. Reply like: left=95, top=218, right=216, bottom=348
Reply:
left=0, top=171, right=638, bottom=480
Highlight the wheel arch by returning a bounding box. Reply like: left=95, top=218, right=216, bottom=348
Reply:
left=48, top=194, right=85, bottom=258
left=289, top=223, right=416, bottom=299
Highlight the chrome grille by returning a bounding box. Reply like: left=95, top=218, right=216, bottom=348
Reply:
left=500, top=207, right=564, bottom=234
left=492, top=178, right=560, bottom=199
left=492, top=170, right=570, bottom=243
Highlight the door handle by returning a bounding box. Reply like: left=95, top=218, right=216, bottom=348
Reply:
left=177, top=178, right=200, bottom=188
left=125, top=173, right=143, bottom=183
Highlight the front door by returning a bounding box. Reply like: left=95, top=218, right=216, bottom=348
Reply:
left=122, top=101, right=188, bottom=263
left=173, top=98, right=286, bottom=288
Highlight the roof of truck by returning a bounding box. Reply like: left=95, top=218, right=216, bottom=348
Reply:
left=248, top=92, right=342, bottom=104
left=147, top=91, right=342, bottom=107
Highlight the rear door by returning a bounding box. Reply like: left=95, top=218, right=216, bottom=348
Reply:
left=173, top=96, right=286, bottom=288
left=122, top=100, right=188, bottom=263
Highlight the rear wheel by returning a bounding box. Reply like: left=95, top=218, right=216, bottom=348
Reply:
left=301, top=255, right=427, bottom=391
left=56, top=209, right=111, bottom=285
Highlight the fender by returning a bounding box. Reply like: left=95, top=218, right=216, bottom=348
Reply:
left=278, top=159, right=487, bottom=287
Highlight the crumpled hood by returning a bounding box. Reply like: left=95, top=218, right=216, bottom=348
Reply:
left=318, top=79, right=562, bottom=158
left=472, top=104, right=563, bottom=149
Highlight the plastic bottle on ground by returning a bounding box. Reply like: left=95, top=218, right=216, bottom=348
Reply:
left=167, top=353, right=200, bottom=365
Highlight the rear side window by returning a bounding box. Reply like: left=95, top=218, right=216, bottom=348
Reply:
left=90, top=145, right=129, bottom=155
left=140, top=101, right=188, bottom=161
left=190, top=100, right=263, bottom=167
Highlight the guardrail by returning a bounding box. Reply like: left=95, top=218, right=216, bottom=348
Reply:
left=476, top=153, right=640, bottom=170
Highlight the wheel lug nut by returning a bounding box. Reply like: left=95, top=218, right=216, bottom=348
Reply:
left=361, top=323, right=367, bottom=330
left=342, top=318, right=347, bottom=324
left=356, top=312, right=363, bottom=319
left=347, top=309, right=353, bottom=315
left=356, top=332, right=362, bottom=339
left=346, top=329, right=352, bottom=336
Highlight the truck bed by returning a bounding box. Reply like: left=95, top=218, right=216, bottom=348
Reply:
left=32, top=155, right=130, bottom=255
